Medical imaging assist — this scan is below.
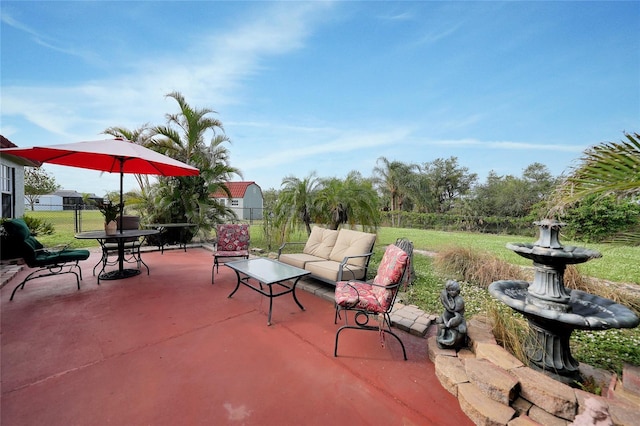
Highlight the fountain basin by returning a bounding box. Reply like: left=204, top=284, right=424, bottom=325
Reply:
left=489, top=280, right=640, bottom=331
left=489, top=219, right=638, bottom=383
left=506, top=243, right=602, bottom=266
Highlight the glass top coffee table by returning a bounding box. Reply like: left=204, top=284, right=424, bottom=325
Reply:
left=225, top=258, right=311, bottom=325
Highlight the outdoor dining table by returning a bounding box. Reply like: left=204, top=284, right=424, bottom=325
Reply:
left=143, top=223, right=197, bottom=253
left=225, top=258, right=310, bottom=326
left=75, top=229, right=159, bottom=281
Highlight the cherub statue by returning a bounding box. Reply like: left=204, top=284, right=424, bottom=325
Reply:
left=436, top=280, right=467, bottom=350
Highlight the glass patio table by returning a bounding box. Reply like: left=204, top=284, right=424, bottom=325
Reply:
left=225, top=258, right=311, bottom=325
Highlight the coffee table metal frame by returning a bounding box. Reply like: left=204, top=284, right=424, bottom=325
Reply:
left=225, top=258, right=310, bottom=325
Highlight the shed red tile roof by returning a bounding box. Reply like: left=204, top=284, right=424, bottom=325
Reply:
left=211, top=181, right=257, bottom=198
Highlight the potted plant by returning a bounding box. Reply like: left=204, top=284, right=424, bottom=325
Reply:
left=96, top=200, right=120, bottom=235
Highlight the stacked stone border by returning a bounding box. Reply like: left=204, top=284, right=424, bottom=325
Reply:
left=430, top=316, right=640, bottom=426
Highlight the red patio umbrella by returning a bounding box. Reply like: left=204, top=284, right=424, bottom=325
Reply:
left=0, top=138, right=200, bottom=228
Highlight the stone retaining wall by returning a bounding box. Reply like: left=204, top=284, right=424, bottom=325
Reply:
left=429, top=316, right=640, bottom=426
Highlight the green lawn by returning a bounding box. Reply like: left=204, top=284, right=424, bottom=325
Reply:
left=25, top=210, right=104, bottom=249
left=28, top=212, right=639, bottom=284
left=375, top=227, right=640, bottom=285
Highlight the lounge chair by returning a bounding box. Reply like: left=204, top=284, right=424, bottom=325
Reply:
left=3, top=218, right=90, bottom=300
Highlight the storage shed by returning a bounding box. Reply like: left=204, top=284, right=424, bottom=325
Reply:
left=211, top=181, right=263, bottom=221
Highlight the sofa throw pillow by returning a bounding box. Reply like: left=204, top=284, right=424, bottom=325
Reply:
left=303, top=227, right=339, bottom=258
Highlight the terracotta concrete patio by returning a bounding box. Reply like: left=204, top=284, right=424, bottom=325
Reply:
left=1, top=247, right=472, bottom=425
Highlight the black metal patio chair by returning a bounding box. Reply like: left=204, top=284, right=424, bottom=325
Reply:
left=211, top=223, right=250, bottom=284
left=93, top=215, right=146, bottom=278
left=334, top=238, right=413, bottom=360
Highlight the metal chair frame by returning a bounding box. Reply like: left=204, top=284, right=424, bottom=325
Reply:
left=92, top=216, right=146, bottom=280
left=11, top=257, right=84, bottom=301
left=334, top=238, right=413, bottom=360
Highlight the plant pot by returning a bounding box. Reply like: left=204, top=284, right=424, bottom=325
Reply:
left=105, top=221, right=117, bottom=235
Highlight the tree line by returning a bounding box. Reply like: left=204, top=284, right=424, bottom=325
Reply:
left=22, top=92, right=639, bottom=246
left=262, top=158, right=557, bottom=239
left=265, top=133, right=639, bottom=245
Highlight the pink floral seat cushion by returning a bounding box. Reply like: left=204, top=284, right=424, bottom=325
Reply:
left=215, top=224, right=249, bottom=254
left=335, top=244, right=409, bottom=313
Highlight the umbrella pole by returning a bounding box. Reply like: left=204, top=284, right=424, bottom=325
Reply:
left=118, top=160, right=125, bottom=274
left=119, top=159, right=124, bottom=234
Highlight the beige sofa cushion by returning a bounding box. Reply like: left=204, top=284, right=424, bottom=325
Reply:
left=302, top=227, right=339, bottom=258
left=305, top=260, right=366, bottom=282
left=328, top=229, right=376, bottom=267
left=278, top=253, right=326, bottom=269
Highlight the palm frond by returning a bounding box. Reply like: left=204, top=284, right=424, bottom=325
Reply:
left=552, top=132, right=640, bottom=210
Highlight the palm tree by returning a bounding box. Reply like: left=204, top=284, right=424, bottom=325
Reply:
left=277, top=173, right=320, bottom=236
left=149, top=92, right=241, bottom=233
left=101, top=125, right=158, bottom=219
left=551, top=131, right=640, bottom=244
left=554, top=132, right=640, bottom=204
left=372, top=157, right=417, bottom=227
left=102, top=125, right=154, bottom=193
left=314, top=172, right=380, bottom=231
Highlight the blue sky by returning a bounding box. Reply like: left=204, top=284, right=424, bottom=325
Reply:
left=1, top=1, right=638, bottom=196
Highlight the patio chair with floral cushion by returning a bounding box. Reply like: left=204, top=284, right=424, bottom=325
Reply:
left=3, top=218, right=90, bottom=301
left=334, top=238, right=413, bottom=360
left=211, top=223, right=250, bottom=284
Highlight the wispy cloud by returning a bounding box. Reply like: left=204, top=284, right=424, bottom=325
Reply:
left=1, top=10, right=101, bottom=63
left=1, top=3, right=333, bottom=141
left=1, top=10, right=40, bottom=37
left=379, top=12, right=414, bottom=21
left=415, top=23, right=462, bottom=46
left=239, top=128, right=412, bottom=171
left=427, top=138, right=584, bottom=153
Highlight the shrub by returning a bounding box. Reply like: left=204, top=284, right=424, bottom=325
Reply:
left=22, top=215, right=55, bottom=236
left=433, top=246, right=528, bottom=288
left=487, top=301, right=529, bottom=365
left=561, top=195, right=640, bottom=243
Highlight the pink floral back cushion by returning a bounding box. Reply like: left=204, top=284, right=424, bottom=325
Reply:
left=370, top=244, right=409, bottom=307
left=217, top=224, right=250, bottom=252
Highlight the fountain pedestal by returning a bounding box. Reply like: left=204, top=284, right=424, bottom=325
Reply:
left=527, top=263, right=571, bottom=310
left=489, top=220, right=639, bottom=385
left=527, top=317, right=579, bottom=376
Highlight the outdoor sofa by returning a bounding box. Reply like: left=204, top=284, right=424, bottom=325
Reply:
left=277, top=226, right=377, bottom=285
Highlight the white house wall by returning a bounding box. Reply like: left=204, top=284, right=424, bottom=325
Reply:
left=26, top=194, right=64, bottom=211
left=1, top=156, right=26, bottom=218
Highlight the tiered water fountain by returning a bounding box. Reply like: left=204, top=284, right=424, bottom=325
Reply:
left=489, top=219, right=639, bottom=384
